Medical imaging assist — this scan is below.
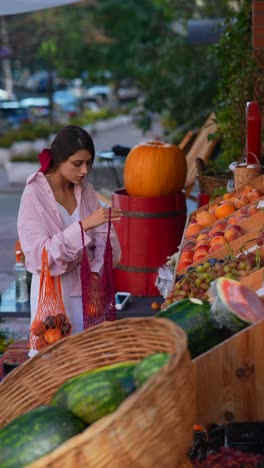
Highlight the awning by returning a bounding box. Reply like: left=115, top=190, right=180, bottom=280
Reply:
left=0, top=0, right=82, bottom=16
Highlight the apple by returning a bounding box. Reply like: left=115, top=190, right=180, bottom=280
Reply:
left=177, top=260, right=193, bottom=272
left=196, top=233, right=208, bottom=243
left=224, top=225, right=243, bottom=242
left=210, top=231, right=225, bottom=238
left=195, top=243, right=210, bottom=252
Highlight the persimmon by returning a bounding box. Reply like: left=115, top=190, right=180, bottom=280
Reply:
left=44, top=328, right=62, bottom=344
left=215, top=203, right=235, bottom=219
left=31, top=319, right=46, bottom=337
left=223, top=192, right=233, bottom=201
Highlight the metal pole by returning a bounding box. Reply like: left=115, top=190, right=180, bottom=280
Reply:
left=0, top=16, right=14, bottom=98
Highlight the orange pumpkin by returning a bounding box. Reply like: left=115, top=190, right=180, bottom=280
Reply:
left=123, top=141, right=187, bottom=197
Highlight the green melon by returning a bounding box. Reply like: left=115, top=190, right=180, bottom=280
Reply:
left=51, top=361, right=136, bottom=409
left=133, top=353, right=170, bottom=388
left=157, top=298, right=232, bottom=358
left=0, top=405, right=86, bottom=468
left=52, top=371, right=127, bottom=424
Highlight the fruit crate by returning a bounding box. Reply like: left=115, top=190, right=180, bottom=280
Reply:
left=175, top=209, right=264, bottom=277
left=194, top=173, right=264, bottom=216
left=240, top=265, right=264, bottom=294
left=193, top=318, right=264, bottom=424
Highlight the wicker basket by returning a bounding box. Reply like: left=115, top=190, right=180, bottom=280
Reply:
left=234, top=151, right=263, bottom=190
left=196, top=158, right=231, bottom=196
left=0, top=318, right=195, bottom=468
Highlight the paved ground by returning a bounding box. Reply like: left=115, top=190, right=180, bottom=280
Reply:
left=0, top=116, right=197, bottom=294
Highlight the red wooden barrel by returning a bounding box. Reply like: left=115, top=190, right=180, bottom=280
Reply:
left=198, top=194, right=211, bottom=207
left=112, top=189, right=187, bottom=296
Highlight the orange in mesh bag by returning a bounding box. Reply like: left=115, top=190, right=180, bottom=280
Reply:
left=79, top=211, right=116, bottom=329
left=30, top=248, right=72, bottom=351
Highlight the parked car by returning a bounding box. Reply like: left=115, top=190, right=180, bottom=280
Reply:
left=117, top=84, right=141, bottom=102
left=24, top=71, right=68, bottom=93
left=20, top=97, right=50, bottom=120
left=0, top=100, right=31, bottom=132
left=53, top=89, right=82, bottom=118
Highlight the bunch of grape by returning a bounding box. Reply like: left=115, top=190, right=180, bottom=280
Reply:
left=162, top=252, right=262, bottom=308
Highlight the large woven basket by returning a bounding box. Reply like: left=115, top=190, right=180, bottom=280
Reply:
left=196, top=158, right=231, bottom=196
left=0, top=317, right=195, bottom=468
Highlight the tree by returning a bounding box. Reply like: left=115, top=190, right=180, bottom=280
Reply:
left=211, top=0, right=264, bottom=165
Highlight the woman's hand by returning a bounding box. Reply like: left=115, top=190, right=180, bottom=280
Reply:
left=81, top=207, right=122, bottom=231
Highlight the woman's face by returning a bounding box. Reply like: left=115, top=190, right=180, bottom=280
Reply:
left=59, top=149, right=93, bottom=184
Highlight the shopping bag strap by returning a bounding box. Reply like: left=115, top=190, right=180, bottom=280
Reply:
left=39, top=247, right=63, bottom=305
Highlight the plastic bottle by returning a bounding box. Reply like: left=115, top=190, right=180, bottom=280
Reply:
left=14, top=244, right=29, bottom=303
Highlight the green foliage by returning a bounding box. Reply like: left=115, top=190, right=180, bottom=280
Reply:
left=6, top=0, right=253, bottom=149
left=0, top=123, right=60, bottom=147
left=0, top=319, right=14, bottom=354
left=10, top=151, right=39, bottom=163
left=211, top=0, right=264, bottom=165
left=71, top=108, right=115, bottom=126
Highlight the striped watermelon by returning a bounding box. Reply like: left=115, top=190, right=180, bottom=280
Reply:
left=156, top=298, right=232, bottom=358
left=0, top=405, right=86, bottom=468
left=133, top=353, right=170, bottom=388
left=52, top=371, right=126, bottom=424
left=208, top=277, right=264, bottom=332
left=51, top=361, right=136, bottom=410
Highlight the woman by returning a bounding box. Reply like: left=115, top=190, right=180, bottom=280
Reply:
left=17, top=125, right=122, bottom=356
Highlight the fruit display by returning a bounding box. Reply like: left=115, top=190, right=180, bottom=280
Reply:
left=169, top=252, right=263, bottom=304
left=178, top=199, right=264, bottom=272
left=194, top=183, right=263, bottom=220
left=0, top=405, right=86, bottom=468
left=30, top=313, right=72, bottom=348
left=156, top=298, right=233, bottom=358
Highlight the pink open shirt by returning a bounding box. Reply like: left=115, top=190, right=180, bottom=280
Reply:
left=17, top=172, right=121, bottom=296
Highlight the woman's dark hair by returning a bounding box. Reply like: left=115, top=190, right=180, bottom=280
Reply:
left=49, top=125, right=95, bottom=172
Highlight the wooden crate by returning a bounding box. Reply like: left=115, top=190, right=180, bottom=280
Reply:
left=241, top=266, right=264, bottom=293
left=176, top=210, right=264, bottom=276
left=193, top=173, right=264, bottom=216
left=193, top=319, right=264, bottom=424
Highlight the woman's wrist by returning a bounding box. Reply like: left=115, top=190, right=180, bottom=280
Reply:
left=81, top=219, right=90, bottom=232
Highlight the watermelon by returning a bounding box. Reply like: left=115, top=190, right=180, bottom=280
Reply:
left=207, top=277, right=264, bottom=332
left=133, top=353, right=170, bottom=388
left=0, top=405, right=86, bottom=468
left=51, top=361, right=136, bottom=408
left=52, top=371, right=126, bottom=424
left=156, top=298, right=232, bottom=358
